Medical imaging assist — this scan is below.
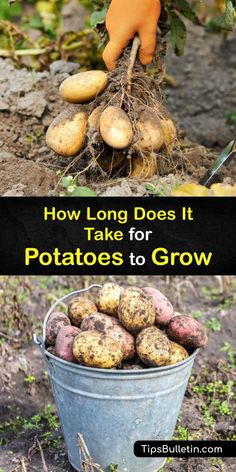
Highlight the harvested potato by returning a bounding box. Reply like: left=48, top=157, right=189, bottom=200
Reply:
left=99, top=106, right=133, bottom=149
left=167, top=342, right=189, bottom=365
left=59, top=71, right=108, bottom=103
left=73, top=331, right=123, bottom=368
left=55, top=325, right=81, bottom=362
left=136, top=327, right=171, bottom=367
left=46, top=311, right=71, bottom=346
left=118, top=287, right=156, bottom=332
left=160, top=117, right=177, bottom=147
left=143, top=287, right=174, bottom=325
left=96, top=283, right=123, bottom=317
left=46, top=107, right=87, bottom=157
left=81, top=312, right=135, bottom=360
left=68, top=296, right=97, bottom=327
left=98, top=151, right=126, bottom=172
left=88, top=105, right=104, bottom=132
left=120, top=362, right=145, bottom=370
left=131, top=153, right=157, bottom=179
left=166, top=315, right=208, bottom=348
left=135, top=108, right=164, bottom=152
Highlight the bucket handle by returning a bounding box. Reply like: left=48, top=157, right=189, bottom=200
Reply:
left=33, top=284, right=102, bottom=348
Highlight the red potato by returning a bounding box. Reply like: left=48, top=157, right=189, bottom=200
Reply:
left=55, top=326, right=81, bottom=362
left=46, top=311, right=71, bottom=346
left=166, top=315, right=208, bottom=349
left=143, top=287, right=174, bottom=325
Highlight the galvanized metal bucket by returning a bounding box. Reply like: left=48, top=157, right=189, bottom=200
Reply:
left=34, top=285, right=198, bottom=472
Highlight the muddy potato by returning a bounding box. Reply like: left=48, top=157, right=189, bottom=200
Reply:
left=143, top=287, right=174, bottom=325
left=46, top=311, right=71, bottom=346
left=59, top=71, right=108, bottom=103
left=98, top=151, right=126, bottom=172
left=118, top=287, right=156, bottom=333
left=96, top=283, right=123, bottom=317
left=68, top=296, right=97, bottom=327
left=136, top=327, right=171, bottom=367
left=167, top=342, right=189, bottom=365
left=81, top=312, right=135, bottom=360
left=99, top=106, right=133, bottom=149
left=131, top=153, right=157, bottom=179
left=46, top=107, right=87, bottom=157
left=160, top=117, right=177, bottom=147
left=166, top=315, right=208, bottom=348
left=135, top=108, right=164, bottom=152
left=55, top=325, right=81, bottom=362
left=72, top=331, right=123, bottom=369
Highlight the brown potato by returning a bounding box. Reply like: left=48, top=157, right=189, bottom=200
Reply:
left=68, top=296, right=97, bottom=327
left=167, top=342, right=189, bottom=365
left=59, top=71, right=108, bottom=103
left=143, top=287, right=174, bottom=325
left=136, top=326, right=171, bottom=367
left=99, top=106, right=133, bottom=149
left=55, top=325, right=81, bottom=362
left=46, top=107, right=87, bottom=157
left=135, top=108, right=164, bottom=152
left=46, top=311, right=71, bottom=346
left=166, top=315, right=208, bottom=348
left=118, top=287, right=156, bottom=333
left=96, top=283, right=123, bottom=317
left=73, top=331, right=123, bottom=369
left=81, top=312, right=135, bottom=360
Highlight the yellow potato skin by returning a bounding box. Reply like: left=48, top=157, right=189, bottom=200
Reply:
left=88, top=105, right=104, bottom=132
left=136, top=327, right=171, bottom=367
left=96, top=283, right=123, bottom=317
left=46, top=107, right=87, bottom=157
left=99, top=106, right=133, bottom=149
left=59, top=71, right=108, bottom=103
left=136, top=108, right=164, bottom=152
left=72, top=331, right=123, bottom=368
left=68, top=297, right=98, bottom=327
left=161, top=118, right=177, bottom=147
left=118, top=287, right=156, bottom=332
left=131, top=153, right=157, bottom=179
left=167, top=342, right=189, bottom=365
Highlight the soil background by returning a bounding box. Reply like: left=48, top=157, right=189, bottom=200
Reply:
left=0, top=275, right=235, bottom=472
left=0, top=4, right=236, bottom=195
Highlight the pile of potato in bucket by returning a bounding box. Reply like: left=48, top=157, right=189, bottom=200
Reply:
left=46, top=62, right=177, bottom=178
left=46, top=283, right=207, bottom=369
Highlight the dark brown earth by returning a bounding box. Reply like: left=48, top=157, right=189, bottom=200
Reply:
left=0, top=275, right=235, bottom=472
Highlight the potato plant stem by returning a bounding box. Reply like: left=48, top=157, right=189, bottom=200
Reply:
left=127, top=35, right=141, bottom=93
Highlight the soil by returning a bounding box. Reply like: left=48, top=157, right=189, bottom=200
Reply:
left=0, top=23, right=236, bottom=196
left=0, top=275, right=235, bottom=472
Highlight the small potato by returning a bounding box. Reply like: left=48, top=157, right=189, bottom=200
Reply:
left=59, top=71, right=108, bottom=103
left=99, top=106, right=133, bottom=149
left=160, top=117, right=177, bottom=147
left=135, top=108, right=164, bottom=152
left=143, top=287, right=174, bottom=325
left=131, top=153, right=157, bottom=179
left=68, top=296, right=97, bottom=327
left=118, top=287, right=156, bottom=333
left=81, top=312, right=135, bottom=360
left=46, top=107, right=87, bottom=157
left=55, top=325, right=81, bottom=362
left=73, top=331, right=123, bottom=369
left=166, top=315, right=208, bottom=348
left=136, top=326, right=171, bottom=367
left=46, top=311, right=71, bottom=346
left=96, top=283, right=123, bottom=317
left=167, top=342, right=189, bottom=365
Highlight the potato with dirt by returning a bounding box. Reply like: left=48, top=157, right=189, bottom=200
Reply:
left=46, top=107, right=87, bottom=157
left=59, top=71, right=108, bottom=103
left=73, top=331, right=123, bottom=369
left=96, top=282, right=123, bottom=317
left=81, top=312, right=135, bottom=360
left=99, top=106, right=133, bottom=149
left=143, top=287, right=174, bottom=325
left=118, top=287, right=156, bottom=332
left=55, top=326, right=81, bottom=362
left=166, top=314, right=208, bottom=348
left=46, top=311, right=71, bottom=346
left=135, top=108, right=164, bottom=152
left=136, top=326, right=171, bottom=367
left=167, top=342, right=189, bottom=365
left=68, top=296, right=97, bottom=327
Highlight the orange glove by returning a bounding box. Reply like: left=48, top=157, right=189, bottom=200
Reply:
left=103, top=0, right=161, bottom=71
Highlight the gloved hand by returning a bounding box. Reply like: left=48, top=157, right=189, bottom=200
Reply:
left=102, top=0, right=161, bottom=71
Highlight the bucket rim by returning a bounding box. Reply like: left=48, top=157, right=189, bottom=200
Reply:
left=43, top=345, right=199, bottom=376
